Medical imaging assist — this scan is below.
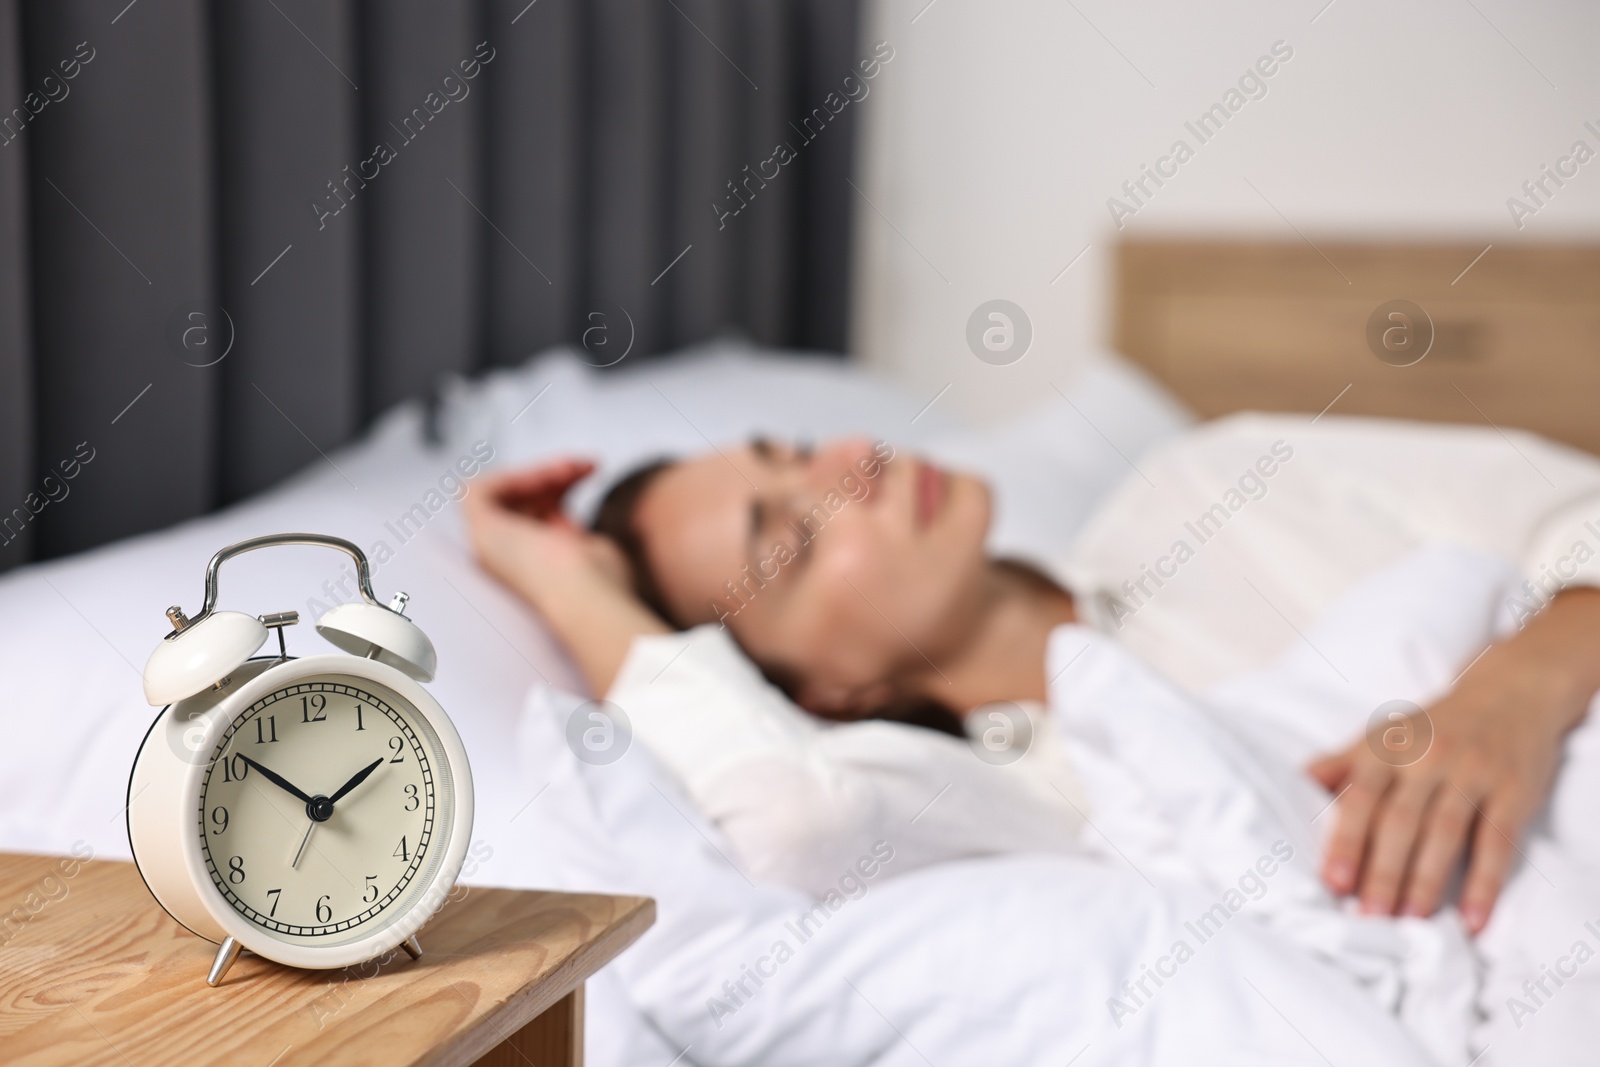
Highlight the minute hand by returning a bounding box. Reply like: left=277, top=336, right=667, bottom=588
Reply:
left=329, top=758, right=385, bottom=804
left=238, top=755, right=314, bottom=804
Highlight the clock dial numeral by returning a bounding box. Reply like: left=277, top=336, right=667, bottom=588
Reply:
left=219, top=753, right=249, bottom=782
left=200, top=679, right=442, bottom=944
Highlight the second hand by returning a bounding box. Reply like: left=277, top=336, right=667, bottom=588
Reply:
left=291, top=820, right=315, bottom=868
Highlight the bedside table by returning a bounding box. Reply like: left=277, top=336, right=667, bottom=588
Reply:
left=0, top=851, right=654, bottom=1066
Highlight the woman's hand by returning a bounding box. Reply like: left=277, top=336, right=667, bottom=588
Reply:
left=463, top=460, right=628, bottom=598
left=463, top=459, right=668, bottom=693
left=1308, top=588, right=1600, bottom=933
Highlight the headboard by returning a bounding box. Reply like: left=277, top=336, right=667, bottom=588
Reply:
left=1113, top=240, right=1600, bottom=456
left=0, top=0, right=864, bottom=573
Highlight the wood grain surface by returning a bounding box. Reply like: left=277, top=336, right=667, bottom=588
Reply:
left=0, top=851, right=653, bottom=1066
left=475, top=988, right=583, bottom=1067
left=1114, top=240, right=1600, bottom=456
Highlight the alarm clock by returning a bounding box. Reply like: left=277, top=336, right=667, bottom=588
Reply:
left=126, top=533, right=474, bottom=987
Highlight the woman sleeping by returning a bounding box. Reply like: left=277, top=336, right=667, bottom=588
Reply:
left=462, top=412, right=1600, bottom=938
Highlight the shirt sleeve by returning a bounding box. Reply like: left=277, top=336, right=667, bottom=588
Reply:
left=606, top=624, right=1086, bottom=897
left=1519, top=488, right=1600, bottom=603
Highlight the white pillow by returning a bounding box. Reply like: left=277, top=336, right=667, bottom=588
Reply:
left=430, top=339, right=1193, bottom=551
left=431, top=339, right=965, bottom=524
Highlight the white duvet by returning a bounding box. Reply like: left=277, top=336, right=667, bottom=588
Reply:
left=526, top=543, right=1600, bottom=1066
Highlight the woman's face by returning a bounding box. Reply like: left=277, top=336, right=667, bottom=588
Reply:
left=631, top=436, right=991, bottom=715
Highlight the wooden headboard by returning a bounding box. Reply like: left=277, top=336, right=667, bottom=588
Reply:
left=1113, top=240, right=1600, bottom=455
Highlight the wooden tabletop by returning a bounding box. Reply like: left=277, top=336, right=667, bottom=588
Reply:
left=0, top=851, right=654, bottom=1066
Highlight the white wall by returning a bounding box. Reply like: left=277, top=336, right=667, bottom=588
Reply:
left=850, top=0, right=1600, bottom=422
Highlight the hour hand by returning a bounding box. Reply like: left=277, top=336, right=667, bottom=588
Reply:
left=329, top=758, right=384, bottom=804
left=238, top=755, right=314, bottom=804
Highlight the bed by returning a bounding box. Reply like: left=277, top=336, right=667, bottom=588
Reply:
left=2, top=240, right=1597, bottom=1066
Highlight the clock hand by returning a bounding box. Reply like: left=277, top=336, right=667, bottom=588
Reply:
left=238, top=755, right=314, bottom=804
left=328, top=757, right=384, bottom=805
left=290, top=758, right=382, bottom=870
left=292, top=820, right=315, bottom=869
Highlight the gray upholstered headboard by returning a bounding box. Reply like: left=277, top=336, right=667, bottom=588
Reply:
left=0, top=0, right=862, bottom=571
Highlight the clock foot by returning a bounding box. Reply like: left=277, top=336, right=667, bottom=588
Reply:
left=401, top=935, right=423, bottom=960
left=207, top=936, right=242, bottom=987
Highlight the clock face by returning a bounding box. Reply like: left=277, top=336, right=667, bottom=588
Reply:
left=196, top=674, right=454, bottom=946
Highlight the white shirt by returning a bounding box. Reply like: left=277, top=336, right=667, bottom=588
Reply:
left=607, top=625, right=1087, bottom=897
left=606, top=414, right=1600, bottom=891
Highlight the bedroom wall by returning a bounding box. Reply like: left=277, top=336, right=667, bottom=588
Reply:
left=849, top=0, right=1600, bottom=423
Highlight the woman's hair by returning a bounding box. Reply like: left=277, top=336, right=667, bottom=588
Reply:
left=591, top=458, right=681, bottom=625
left=592, top=459, right=967, bottom=739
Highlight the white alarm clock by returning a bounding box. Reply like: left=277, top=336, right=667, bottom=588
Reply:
left=126, top=533, right=474, bottom=987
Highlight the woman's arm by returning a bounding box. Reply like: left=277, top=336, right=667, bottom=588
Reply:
left=1310, top=586, right=1600, bottom=932
left=462, top=459, right=668, bottom=694
left=609, top=624, right=1086, bottom=895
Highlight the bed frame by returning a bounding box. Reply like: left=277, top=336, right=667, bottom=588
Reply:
left=1113, top=240, right=1600, bottom=456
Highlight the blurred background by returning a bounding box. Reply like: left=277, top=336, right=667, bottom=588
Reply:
left=3, top=0, right=1598, bottom=571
